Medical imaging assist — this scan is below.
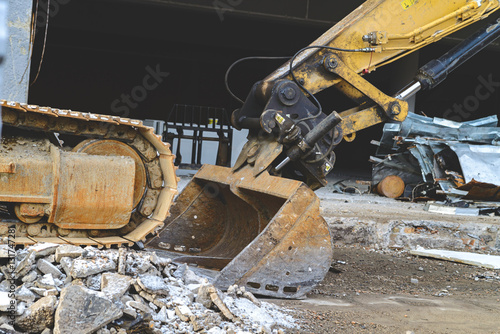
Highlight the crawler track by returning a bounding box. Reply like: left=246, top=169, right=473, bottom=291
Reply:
left=0, top=100, right=177, bottom=248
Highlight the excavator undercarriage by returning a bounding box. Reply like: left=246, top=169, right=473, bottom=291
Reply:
left=0, top=101, right=177, bottom=247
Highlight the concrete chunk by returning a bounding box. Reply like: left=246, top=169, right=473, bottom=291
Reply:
left=35, top=274, right=56, bottom=290
left=22, top=271, right=38, bottom=283
left=16, top=296, right=57, bottom=334
left=37, top=259, right=63, bottom=278
left=137, top=275, right=170, bottom=295
left=86, top=274, right=102, bottom=291
left=208, top=286, right=236, bottom=321
left=15, top=285, right=36, bottom=303
left=43, top=289, right=58, bottom=297
left=27, top=243, right=59, bottom=258
left=15, top=251, right=35, bottom=276
left=122, top=307, right=137, bottom=319
left=175, top=305, right=193, bottom=322
left=30, top=287, right=48, bottom=297
left=125, top=252, right=152, bottom=275
left=152, top=306, right=168, bottom=323
left=117, top=248, right=126, bottom=275
left=196, top=284, right=214, bottom=309
left=0, top=279, right=9, bottom=293
left=101, top=273, right=132, bottom=299
left=54, top=285, right=122, bottom=334
left=0, top=324, right=16, bottom=332
left=70, top=257, right=116, bottom=278
left=55, top=245, right=84, bottom=262
left=59, top=257, right=73, bottom=277
left=126, top=300, right=152, bottom=314
left=0, top=245, right=10, bottom=258
left=0, top=291, right=14, bottom=312
left=191, top=313, right=222, bottom=332
left=183, top=267, right=204, bottom=285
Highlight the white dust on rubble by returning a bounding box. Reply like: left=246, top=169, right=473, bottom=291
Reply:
left=0, top=243, right=298, bottom=334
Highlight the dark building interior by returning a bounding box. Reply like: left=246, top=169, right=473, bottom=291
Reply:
left=27, top=0, right=500, bottom=173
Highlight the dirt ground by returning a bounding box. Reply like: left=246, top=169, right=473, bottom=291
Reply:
left=269, top=247, right=500, bottom=334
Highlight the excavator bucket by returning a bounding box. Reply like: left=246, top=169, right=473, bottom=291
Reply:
left=146, top=164, right=333, bottom=299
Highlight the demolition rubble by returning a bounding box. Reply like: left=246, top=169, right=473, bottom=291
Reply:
left=0, top=243, right=296, bottom=334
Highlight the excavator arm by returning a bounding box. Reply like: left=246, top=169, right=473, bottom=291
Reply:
left=148, top=0, right=500, bottom=299
left=232, top=0, right=500, bottom=189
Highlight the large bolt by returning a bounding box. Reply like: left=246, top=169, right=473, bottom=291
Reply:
left=247, top=144, right=259, bottom=158
left=389, top=102, right=402, bottom=116
left=282, top=87, right=296, bottom=100
left=324, top=55, right=338, bottom=71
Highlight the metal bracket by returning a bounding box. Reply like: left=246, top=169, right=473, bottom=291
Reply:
left=0, top=162, right=15, bottom=174
left=323, top=54, right=408, bottom=139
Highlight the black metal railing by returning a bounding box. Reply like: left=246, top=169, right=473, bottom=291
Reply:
left=163, top=104, right=233, bottom=169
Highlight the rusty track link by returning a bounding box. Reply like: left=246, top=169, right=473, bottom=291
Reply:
left=0, top=100, right=178, bottom=248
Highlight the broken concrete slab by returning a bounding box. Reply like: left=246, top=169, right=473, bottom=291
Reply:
left=54, top=245, right=84, bottom=263
left=16, top=296, right=57, bottom=333
left=0, top=324, right=18, bottom=334
left=21, top=271, right=38, bottom=284
left=206, top=285, right=236, bottom=321
left=30, top=287, right=48, bottom=297
left=410, top=247, right=500, bottom=269
left=318, top=191, right=500, bottom=252
left=196, top=284, right=214, bottom=309
left=70, top=257, right=116, bottom=278
left=137, top=275, right=170, bottom=295
left=175, top=305, right=193, bottom=322
left=15, top=251, right=35, bottom=276
left=53, top=285, right=122, bottom=334
left=36, top=259, right=63, bottom=279
left=122, top=307, right=137, bottom=319
left=181, top=267, right=202, bottom=285
left=15, top=285, right=36, bottom=303
left=59, top=257, right=73, bottom=277
left=27, top=243, right=59, bottom=258
left=126, top=300, right=153, bottom=314
left=0, top=245, right=10, bottom=259
left=124, top=252, right=153, bottom=275
left=0, top=291, right=13, bottom=312
left=16, top=301, right=27, bottom=317
left=86, top=274, right=102, bottom=291
left=166, top=285, right=195, bottom=306
left=35, top=274, right=57, bottom=290
left=152, top=306, right=168, bottom=323
left=117, top=248, right=126, bottom=275
left=42, top=289, right=58, bottom=297
left=101, top=273, right=132, bottom=299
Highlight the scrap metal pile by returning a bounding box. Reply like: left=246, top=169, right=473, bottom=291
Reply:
left=371, top=113, right=500, bottom=215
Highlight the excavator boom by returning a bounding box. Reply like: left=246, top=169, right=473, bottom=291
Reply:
left=149, top=0, right=500, bottom=298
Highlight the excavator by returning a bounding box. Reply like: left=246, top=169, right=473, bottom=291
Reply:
left=1, top=0, right=500, bottom=299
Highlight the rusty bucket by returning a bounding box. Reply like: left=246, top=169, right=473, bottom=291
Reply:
left=146, top=164, right=333, bottom=299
